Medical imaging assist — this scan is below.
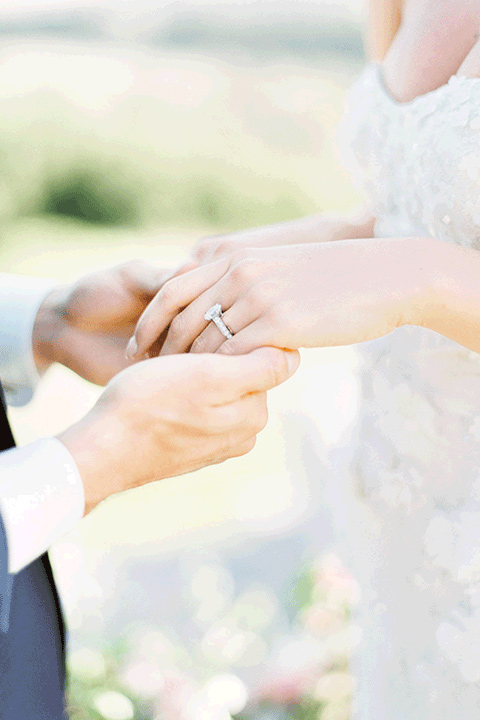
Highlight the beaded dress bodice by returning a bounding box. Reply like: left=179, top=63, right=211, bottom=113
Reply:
left=336, top=64, right=480, bottom=719
left=340, top=62, right=480, bottom=244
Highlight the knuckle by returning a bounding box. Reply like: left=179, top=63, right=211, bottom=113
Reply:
left=159, top=278, right=178, bottom=309
left=194, top=234, right=223, bottom=261
left=229, top=261, right=247, bottom=285
left=123, top=258, right=144, bottom=272
left=193, top=243, right=210, bottom=262
left=216, top=240, right=234, bottom=257
left=118, top=259, right=145, bottom=279
left=236, top=437, right=256, bottom=457
left=230, top=258, right=257, bottom=281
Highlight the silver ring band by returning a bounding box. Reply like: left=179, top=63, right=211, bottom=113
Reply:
left=204, top=303, right=234, bottom=339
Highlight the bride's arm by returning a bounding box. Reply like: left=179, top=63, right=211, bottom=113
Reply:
left=127, top=235, right=480, bottom=359
left=423, top=240, right=480, bottom=356
left=366, top=0, right=402, bottom=61
left=191, top=208, right=376, bottom=264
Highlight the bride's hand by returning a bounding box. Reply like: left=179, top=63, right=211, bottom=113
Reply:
left=127, top=237, right=439, bottom=358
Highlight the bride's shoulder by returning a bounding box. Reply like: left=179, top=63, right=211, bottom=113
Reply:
left=373, top=0, right=480, bottom=102
left=366, top=0, right=402, bottom=61
left=364, top=0, right=476, bottom=63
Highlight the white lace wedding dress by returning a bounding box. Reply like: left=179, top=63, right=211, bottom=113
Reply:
left=336, top=63, right=480, bottom=719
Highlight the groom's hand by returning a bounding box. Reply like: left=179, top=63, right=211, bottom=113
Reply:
left=57, top=347, right=300, bottom=514
left=32, top=260, right=171, bottom=385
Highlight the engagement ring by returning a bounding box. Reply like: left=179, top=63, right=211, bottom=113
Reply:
left=204, top=303, right=234, bottom=339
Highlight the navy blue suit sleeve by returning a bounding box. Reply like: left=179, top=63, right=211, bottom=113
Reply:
left=0, top=511, right=13, bottom=632
left=0, top=382, right=16, bottom=631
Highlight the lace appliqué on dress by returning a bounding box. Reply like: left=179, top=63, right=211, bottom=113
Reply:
left=336, top=64, right=480, bottom=718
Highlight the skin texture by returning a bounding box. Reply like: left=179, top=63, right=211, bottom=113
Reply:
left=130, top=237, right=439, bottom=357
left=32, top=261, right=299, bottom=515
left=379, top=0, right=480, bottom=102
left=32, top=260, right=194, bottom=385
left=125, top=0, right=480, bottom=363
left=58, top=347, right=299, bottom=515
left=33, top=0, right=480, bottom=514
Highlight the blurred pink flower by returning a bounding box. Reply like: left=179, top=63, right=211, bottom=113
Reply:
left=154, top=671, right=197, bottom=720
left=313, top=554, right=360, bottom=606
left=256, top=671, right=311, bottom=705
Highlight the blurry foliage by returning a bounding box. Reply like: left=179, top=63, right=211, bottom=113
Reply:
left=41, top=169, right=141, bottom=225
left=35, top=161, right=309, bottom=229
left=66, top=553, right=360, bottom=720
left=0, top=83, right=313, bottom=231
left=0, top=48, right=359, bottom=235
left=288, top=565, right=316, bottom=614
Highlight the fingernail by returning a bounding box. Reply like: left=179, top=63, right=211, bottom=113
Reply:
left=125, top=336, right=138, bottom=360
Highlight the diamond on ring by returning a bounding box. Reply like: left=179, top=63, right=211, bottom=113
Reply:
left=204, top=303, right=223, bottom=322
left=204, top=303, right=234, bottom=339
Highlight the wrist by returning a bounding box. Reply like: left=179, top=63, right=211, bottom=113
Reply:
left=32, top=285, right=69, bottom=372
left=398, top=236, right=449, bottom=330
left=57, top=409, right=129, bottom=515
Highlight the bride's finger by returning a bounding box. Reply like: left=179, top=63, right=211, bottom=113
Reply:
left=129, top=258, right=229, bottom=358
left=216, top=317, right=279, bottom=356
left=160, top=282, right=235, bottom=356
left=190, top=297, right=262, bottom=354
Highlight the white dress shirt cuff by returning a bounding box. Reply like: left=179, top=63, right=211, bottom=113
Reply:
left=0, top=273, right=58, bottom=407
left=0, top=437, right=85, bottom=573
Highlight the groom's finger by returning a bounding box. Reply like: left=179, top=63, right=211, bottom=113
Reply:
left=207, top=346, right=300, bottom=404
left=129, top=259, right=229, bottom=358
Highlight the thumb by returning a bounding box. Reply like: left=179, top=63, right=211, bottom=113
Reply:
left=210, top=347, right=301, bottom=403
